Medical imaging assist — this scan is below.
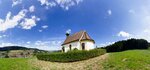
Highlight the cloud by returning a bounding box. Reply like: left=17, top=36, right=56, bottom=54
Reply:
left=38, top=0, right=48, bottom=5
left=128, top=6, right=150, bottom=42
left=12, top=0, right=22, bottom=7
left=0, top=9, right=27, bottom=31
left=117, top=31, right=131, bottom=38
left=0, top=42, right=16, bottom=47
left=56, top=0, right=83, bottom=10
left=38, top=0, right=83, bottom=10
left=38, top=0, right=56, bottom=9
left=29, top=5, right=35, bottom=12
left=38, top=25, right=48, bottom=32
left=129, top=9, right=136, bottom=14
left=0, top=42, right=24, bottom=47
left=0, top=36, right=64, bottom=50
left=42, top=25, right=48, bottom=29
left=107, top=9, right=112, bottom=16
left=20, top=16, right=40, bottom=30
left=133, top=29, right=150, bottom=42
left=98, top=42, right=115, bottom=47
left=27, top=41, right=31, bottom=44
left=0, top=8, right=41, bottom=32
left=0, top=35, right=7, bottom=39
left=34, top=40, right=62, bottom=50
left=39, top=30, right=43, bottom=32
left=66, top=29, right=71, bottom=33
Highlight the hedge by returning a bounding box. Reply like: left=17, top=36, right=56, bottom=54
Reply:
left=36, top=49, right=106, bottom=62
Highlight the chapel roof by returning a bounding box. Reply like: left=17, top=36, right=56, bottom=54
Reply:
left=62, top=30, right=95, bottom=45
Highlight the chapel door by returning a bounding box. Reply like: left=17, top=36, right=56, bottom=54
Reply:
left=82, top=43, right=85, bottom=50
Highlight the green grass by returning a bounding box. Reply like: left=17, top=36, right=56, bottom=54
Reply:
left=0, top=50, right=150, bottom=70
left=102, top=50, right=150, bottom=70
left=0, top=58, right=38, bottom=70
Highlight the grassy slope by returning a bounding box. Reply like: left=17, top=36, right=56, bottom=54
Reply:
left=102, top=50, right=150, bottom=70
left=0, top=58, right=37, bottom=70
left=0, top=50, right=149, bottom=70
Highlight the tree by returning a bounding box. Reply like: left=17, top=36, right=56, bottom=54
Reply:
left=105, top=38, right=149, bottom=52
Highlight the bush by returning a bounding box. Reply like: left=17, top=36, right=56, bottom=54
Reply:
left=36, top=49, right=106, bottom=62
left=73, top=48, right=78, bottom=51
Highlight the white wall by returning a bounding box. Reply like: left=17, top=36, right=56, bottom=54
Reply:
left=62, top=40, right=95, bottom=52
left=63, top=41, right=80, bottom=52
left=80, top=41, right=95, bottom=50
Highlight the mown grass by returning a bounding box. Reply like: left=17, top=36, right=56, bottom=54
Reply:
left=0, top=58, right=38, bottom=70
left=102, top=50, right=150, bottom=70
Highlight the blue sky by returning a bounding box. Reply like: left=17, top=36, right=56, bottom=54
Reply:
left=0, top=0, right=150, bottom=50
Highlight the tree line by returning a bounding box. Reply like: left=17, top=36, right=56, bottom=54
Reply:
left=104, top=38, right=149, bottom=52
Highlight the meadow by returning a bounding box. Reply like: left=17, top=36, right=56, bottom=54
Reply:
left=0, top=58, right=38, bottom=70
left=0, top=50, right=149, bottom=70
left=102, top=50, right=150, bottom=70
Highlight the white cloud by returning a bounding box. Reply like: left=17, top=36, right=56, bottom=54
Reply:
left=38, top=0, right=56, bottom=9
left=34, top=40, right=62, bottom=50
left=0, top=8, right=40, bottom=32
left=129, top=9, right=136, bottom=14
left=66, top=29, right=71, bottom=33
left=0, top=9, right=27, bottom=31
left=29, top=5, right=35, bottom=12
left=0, top=42, right=24, bottom=47
left=0, top=35, right=7, bottom=38
left=128, top=6, right=150, bottom=42
left=98, top=42, right=115, bottom=47
left=12, top=0, right=22, bottom=7
left=55, top=0, right=75, bottom=10
left=118, top=31, right=131, bottom=38
left=133, top=29, right=150, bottom=42
left=107, top=9, right=112, bottom=16
left=20, top=16, right=40, bottom=30
left=38, top=25, right=48, bottom=32
left=42, top=25, right=48, bottom=29
left=38, top=0, right=83, bottom=10
left=27, top=41, right=31, bottom=44
left=0, top=37, right=64, bottom=50
left=38, top=0, right=48, bottom=5
left=39, top=30, right=43, bottom=32
left=0, top=43, right=16, bottom=47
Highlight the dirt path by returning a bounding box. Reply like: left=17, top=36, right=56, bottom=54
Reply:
left=30, top=53, right=109, bottom=70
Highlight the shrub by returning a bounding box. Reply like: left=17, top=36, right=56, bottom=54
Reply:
left=73, top=48, right=78, bottom=51
left=36, top=49, right=106, bottom=62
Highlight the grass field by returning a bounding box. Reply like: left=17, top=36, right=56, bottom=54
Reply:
left=102, top=50, right=150, bottom=70
left=0, top=58, right=38, bottom=70
left=0, top=50, right=150, bottom=70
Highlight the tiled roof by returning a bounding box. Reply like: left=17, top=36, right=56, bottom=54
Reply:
left=62, top=31, right=95, bottom=45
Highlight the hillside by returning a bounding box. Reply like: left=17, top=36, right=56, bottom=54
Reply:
left=102, top=50, right=150, bottom=70
left=0, top=46, right=44, bottom=51
left=0, top=46, right=48, bottom=58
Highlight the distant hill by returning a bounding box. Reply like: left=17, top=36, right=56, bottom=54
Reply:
left=0, top=46, right=49, bottom=58
left=0, top=46, right=45, bottom=51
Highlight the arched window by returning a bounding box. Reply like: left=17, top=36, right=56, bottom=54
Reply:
left=69, top=45, right=72, bottom=51
left=82, top=43, right=85, bottom=50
